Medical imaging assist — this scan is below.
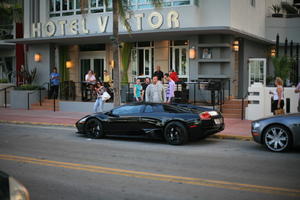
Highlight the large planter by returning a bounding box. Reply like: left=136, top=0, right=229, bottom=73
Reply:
left=0, top=83, right=15, bottom=107
left=10, top=89, right=47, bottom=109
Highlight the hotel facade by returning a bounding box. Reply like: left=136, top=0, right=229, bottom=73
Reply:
left=3, top=0, right=300, bottom=106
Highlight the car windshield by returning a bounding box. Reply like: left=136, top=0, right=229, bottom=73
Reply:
left=112, top=105, right=144, bottom=115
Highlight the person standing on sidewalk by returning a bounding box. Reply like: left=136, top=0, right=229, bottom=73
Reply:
left=153, top=66, right=164, bottom=81
left=295, top=82, right=300, bottom=112
left=145, top=76, right=165, bottom=103
left=133, top=79, right=143, bottom=102
left=93, top=82, right=106, bottom=113
left=164, top=73, right=175, bottom=103
left=142, top=77, right=151, bottom=101
left=270, top=77, right=284, bottom=115
left=49, top=67, right=60, bottom=99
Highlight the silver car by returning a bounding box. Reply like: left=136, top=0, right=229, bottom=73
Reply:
left=251, top=113, right=300, bottom=152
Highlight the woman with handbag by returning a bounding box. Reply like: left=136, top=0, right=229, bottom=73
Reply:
left=93, top=82, right=107, bottom=113
left=270, top=77, right=284, bottom=115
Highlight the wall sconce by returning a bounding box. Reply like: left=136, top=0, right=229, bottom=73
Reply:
left=232, top=40, right=239, bottom=52
left=34, top=53, right=41, bottom=62
left=270, top=48, right=276, bottom=57
left=66, top=60, right=73, bottom=68
left=109, top=60, right=115, bottom=68
left=189, top=47, right=196, bottom=59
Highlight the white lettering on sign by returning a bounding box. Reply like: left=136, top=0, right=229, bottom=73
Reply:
left=31, top=11, right=180, bottom=38
left=58, top=20, right=67, bottom=36
left=32, top=22, right=42, bottom=37
left=148, top=11, right=163, bottom=29
left=82, top=18, right=89, bottom=34
left=45, top=21, right=56, bottom=37
left=134, top=13, right=144, bottom=31
left=97, top=16, right=108, bottom=33
left=70, top=19, right=79, bottom=35
left=167, top=11, right=180, bottom=28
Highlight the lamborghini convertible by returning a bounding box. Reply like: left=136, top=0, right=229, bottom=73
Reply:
left=76, top=103, right=224, bottom=145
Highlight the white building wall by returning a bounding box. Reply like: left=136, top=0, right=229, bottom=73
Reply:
left=230, top=0, right=266, bottom=38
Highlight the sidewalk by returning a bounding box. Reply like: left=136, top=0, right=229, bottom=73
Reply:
left=0, top=108, right=252, bottom=140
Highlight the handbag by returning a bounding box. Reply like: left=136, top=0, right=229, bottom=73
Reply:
left=102, top=91, right=111, bottom=101
left=274, top=108, right=285, bottom=115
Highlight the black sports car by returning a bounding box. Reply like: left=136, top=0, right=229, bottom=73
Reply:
left=76, top=103, right=224, bottom=145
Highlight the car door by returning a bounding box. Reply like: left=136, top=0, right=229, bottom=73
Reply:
left=107, top=104, right=144, bottom=135
left=139, top=104, right=165, bottom=136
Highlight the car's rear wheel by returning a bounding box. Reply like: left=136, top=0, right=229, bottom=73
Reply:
left=85, top=118, right=105, bottom=139
left=164, top=122, right=188, bottom=145
left=263, top=125, right=292, bottom=152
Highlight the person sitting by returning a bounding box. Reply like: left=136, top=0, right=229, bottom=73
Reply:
left=85, top=70, right=96, bottom=83
left=103, top=70, right=112, bottom=88
left=84, top=70, right=96, bottom=101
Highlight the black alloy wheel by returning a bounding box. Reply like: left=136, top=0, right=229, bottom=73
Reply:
left=164, top=122, right=188, bottom=145
left=263, top=125, right=292, bottom=152
left=86, top=118, right=105, bottom=139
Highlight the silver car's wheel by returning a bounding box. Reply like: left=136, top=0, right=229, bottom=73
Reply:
left=263, top=125, right=291, bottom=152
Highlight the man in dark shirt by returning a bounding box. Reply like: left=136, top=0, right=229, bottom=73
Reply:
left=142, top=77, right=151, bottom=101
left=153, top=66, right=164, bottom=81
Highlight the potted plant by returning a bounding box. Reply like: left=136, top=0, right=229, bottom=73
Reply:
left=10, top=67, right=46, bottom=109
left=272, top=56, right=295, bottom=86
left=271, top=4, right=283, bottom=17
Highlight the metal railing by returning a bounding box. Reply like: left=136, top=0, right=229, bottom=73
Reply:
left=241, top=92, right=248, bottom=120
left=0, top=85, right=15, bottom=108
left=27, top=82, right=50, bottom=110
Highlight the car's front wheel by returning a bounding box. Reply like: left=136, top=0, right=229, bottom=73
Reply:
left=164, top=122, right=188, bottom=145
left=263, top=125, right=292, bottom=152
left=85, top=118, right=105, bottom=139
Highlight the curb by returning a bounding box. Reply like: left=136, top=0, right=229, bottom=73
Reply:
left=0, top=120, right=75, bottom=128
left=210, top=134, right=253, bottom=141
left=0, top=120, right=252, bottom=141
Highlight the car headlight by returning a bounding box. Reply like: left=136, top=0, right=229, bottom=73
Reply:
left=78, top=117, right=88, bottom=124
left=9, top=176, right=30, bottom=200
left=252, top=122, right=260, bottom=129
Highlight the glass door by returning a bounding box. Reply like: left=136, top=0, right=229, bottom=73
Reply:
left=131, top=47, right=153, bottom=79
left=171, top=46, right=188, bottom=79
left=248, top=58, right=266, bottom=86
left=80, top=51, right=106, bottom=82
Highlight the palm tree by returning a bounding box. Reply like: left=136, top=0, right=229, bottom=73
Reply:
left=108, top=0, right=161, bottom=106
left=81, top=0, right=161, bottom=106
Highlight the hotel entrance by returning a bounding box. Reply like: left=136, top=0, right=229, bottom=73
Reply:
left=79, top=51, right=106, bottom=82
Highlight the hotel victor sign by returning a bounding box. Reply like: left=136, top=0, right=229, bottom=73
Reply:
left=32, top=10, right=180, bottom=37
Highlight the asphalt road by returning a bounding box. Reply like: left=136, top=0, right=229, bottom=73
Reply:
left=0, top=123, right=299, bottom=200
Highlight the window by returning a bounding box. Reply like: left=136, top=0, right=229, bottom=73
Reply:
left=49, top=0, right=112, bottom=17
left=50, top=0, right=191, bottom=17
left=248, top=58, right=266, bottom=86
left=112, top=105, right=144, bottom=115
left=170, top=40, right=189, bottom=79
left=131, top=42, right=154, bottom=78
left=128, top=0, right=191, bottom=10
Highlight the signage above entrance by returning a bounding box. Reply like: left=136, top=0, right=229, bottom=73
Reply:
left=32, top=10, right=180, bottom=38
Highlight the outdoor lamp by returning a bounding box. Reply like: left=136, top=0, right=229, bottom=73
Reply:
left=66, top=60, right=73, bottom=68
left=189, top=47, right=196, bottom=59
left=232, top=40, right=239, bottom=52
left=34, top=53, right=41, bottom=62
left=270, top=48, right=276, bottom=57
left=110, top=60, right=115, bottom=68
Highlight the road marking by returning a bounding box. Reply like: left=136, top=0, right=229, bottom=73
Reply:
left=0, top=123, right=76, bottom=131
left=0, top=154, right=299, bottom=197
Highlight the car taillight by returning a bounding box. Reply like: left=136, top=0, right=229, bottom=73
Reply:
left=200, top=112, right=211, bottom=120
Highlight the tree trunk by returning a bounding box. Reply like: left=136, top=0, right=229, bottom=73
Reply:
left=112, top=0, right=120, bottom=106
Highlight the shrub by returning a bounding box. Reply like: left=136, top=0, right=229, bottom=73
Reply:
left=0, top=79, right=8, bottom=83
left=14, top=84, right=41, bottom=90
